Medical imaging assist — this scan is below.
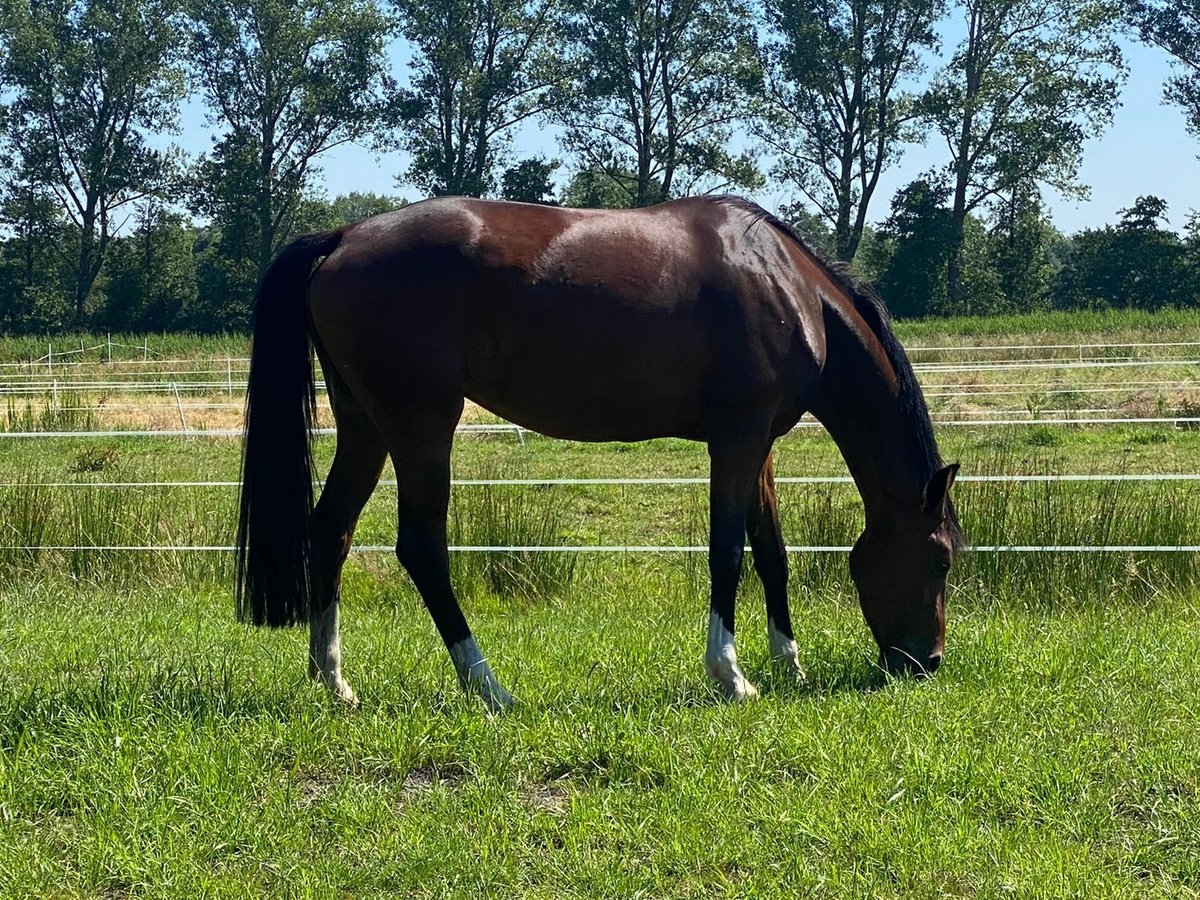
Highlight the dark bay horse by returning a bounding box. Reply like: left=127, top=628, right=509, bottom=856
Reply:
left=236, top=196, right=962, bottom=710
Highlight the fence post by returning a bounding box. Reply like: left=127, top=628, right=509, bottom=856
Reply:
left=106, top=334, right=112, bottom=364
left=47, top=343, right=52, bottom=375
left=173, top=382, right=187, bottom=432
left=227, top=357, right=233, bottom=395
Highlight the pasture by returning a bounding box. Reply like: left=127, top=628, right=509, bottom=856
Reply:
left=2, top=310, right=1200, bottom=897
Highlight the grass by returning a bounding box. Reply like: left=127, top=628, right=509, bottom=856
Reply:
left=2, top=321, right=1200, bottom=896
left=2, top=574, right=1200, bottom=897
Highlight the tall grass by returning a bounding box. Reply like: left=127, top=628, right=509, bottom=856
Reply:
left=0, top=449, right=1195, bottom=609
left=895, top=306, right=1200, bottom=340
left=3, top=392, right=97, bottom=432
left=0, top=480, right=233, bottom=583
left=448, top=472, right=579, bottom=601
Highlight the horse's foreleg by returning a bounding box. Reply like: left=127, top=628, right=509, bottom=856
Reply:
left=390, top=431, right=514, bottom=713
left=309, top=411, right=388, bottom=706
left=747, top=452, right=803, bottom=681
left=705, top=434, right=771, bottom=701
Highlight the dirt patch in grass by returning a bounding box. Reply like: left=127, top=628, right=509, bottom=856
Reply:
left=519, top=779, right=572, bottom=815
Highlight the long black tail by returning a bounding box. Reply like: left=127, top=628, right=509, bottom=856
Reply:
left=235, top=230, right=343, bottom=627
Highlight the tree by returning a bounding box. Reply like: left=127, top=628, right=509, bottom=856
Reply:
left=555, top=0, right=763, bottom=207
left=98, top=200, right=197, bottom=331
left=392, top=0, right=562, bottom=197
left=560, top=167, right=640, bottom=208
left=0, top=184, right=74, bottom=331
left=877, top=177, right=1000, bottom=316
left=187, top=0, right=392, bottom=314
left=0, top=0, right=185, bottom=323
left=877, top=179, right=954, bottom=317
left=987, top=184, right=1059, bottom=311
left=921, top=0, right=1124, bottom=308
left=1126, top=1, right=1200, bottom=142
left=294, top=191, right=410, bottom=231
left=1054, top=197, right=1193, bottom=310
left=757, top=0, right=943, bottom=261
left=500, top=156, right=559, bottom=203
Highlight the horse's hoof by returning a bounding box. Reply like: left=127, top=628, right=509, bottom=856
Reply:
left=727, top=679, right=759, bottom=702
left=772, top=656, right=807, bottom=684
left=472, top=677, right=516, bottom=713
left=482, top=688, right=517, bottom=714
left=706, top=656, right=758, bottom=702
left=318, top=673, right=358, bottom=708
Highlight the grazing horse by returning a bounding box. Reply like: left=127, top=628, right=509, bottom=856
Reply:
left=235, top=196, right=962, bottom=710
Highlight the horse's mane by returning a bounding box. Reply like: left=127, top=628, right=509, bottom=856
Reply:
left=711, top=196, right=963, bottom=549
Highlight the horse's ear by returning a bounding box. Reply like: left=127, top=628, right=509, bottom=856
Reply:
left=923, top=463, right=959, bottom=519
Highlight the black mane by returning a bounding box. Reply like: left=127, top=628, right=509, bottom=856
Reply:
left=712, top=196, right=963, bottom=549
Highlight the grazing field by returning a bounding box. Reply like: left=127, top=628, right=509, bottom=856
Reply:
left=2, top=314, right=1200, bottom=897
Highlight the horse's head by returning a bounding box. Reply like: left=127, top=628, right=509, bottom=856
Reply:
left=849, top=463, right=960, bottom=677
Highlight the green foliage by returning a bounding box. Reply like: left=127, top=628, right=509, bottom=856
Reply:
left=500, top=157, right=560, bottom=204
left=187, top=0, right=393, bottom=313
left=1125, top=0, right=1200, bottom=140
left=921, top=0, right=1126, bottom=305
left=554, top=0, right=763, bottom=207
left=294, top=192, right=410, bottom=231
left=0, top=0, right=185, bottom=322
left=560, top=168, right=643, bottom=209
left=1054, top=196, right=1195, bottom=310
left=391, top=0, right=562, bottom=198
left=987, top=186, right=1060, bottom=313
left=97, top=202, right=198, bottom=332
left=757, top=0, right=942, bottom=261
left=0, top=185, right=75, bottom=331
left=877, top=179, right=954, bottom=317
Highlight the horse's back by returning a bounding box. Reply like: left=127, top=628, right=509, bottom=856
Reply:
left=309, top=197, right=826, bottom=441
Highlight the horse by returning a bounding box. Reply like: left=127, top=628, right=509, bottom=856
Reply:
left=235, top=195, right=962, bottom=710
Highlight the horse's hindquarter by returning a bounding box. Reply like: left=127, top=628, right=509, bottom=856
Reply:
left=310, top=198, right=825, bottom=443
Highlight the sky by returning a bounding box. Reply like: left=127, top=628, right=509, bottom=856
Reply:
left=176, top=33, right=1199, bottom=236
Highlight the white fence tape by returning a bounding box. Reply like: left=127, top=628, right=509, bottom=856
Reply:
left=3, top=474, right=1200, bottom=489
left=1, top=544, right=1196, bottom=553
left=3, top=416, right=1199, bottom=439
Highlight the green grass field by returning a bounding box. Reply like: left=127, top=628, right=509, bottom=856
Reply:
left=2, top=316, right=1200, bottom=897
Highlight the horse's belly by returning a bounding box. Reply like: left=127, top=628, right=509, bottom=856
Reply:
left=466, top=339, right=710, bottom=442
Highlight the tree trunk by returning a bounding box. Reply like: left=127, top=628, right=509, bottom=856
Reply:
left=257, top=141, right=275, bottom=282
left=75, top=204, right=98, bottom=325
left=947, top=3, right=983, bottom=313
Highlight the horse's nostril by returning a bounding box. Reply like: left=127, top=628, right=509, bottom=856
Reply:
left=925, top=653, right=943, bottom=674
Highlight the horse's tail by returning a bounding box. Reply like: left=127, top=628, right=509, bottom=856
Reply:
left=235, top=230, right=343, bottom=627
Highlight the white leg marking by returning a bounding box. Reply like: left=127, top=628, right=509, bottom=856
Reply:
left=449, top=636, right=515, bottom=712
left=768, top=618, right=805, bottom=681
left=705, top=611, right=758, bottom=701
left=309, top=602, right=357, bottom=706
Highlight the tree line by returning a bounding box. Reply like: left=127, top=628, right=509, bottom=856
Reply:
left=0, top=0, right=1196, bottom=334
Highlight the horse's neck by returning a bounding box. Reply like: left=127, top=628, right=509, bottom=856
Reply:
left=808, top=300, right=928, bottom=525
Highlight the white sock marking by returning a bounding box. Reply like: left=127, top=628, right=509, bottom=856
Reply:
left=768, top=617, right=804, bottom=679
left=310, top=602, right=356, bottom=705
left=449, top=636, right=515, bottom=712
left=705, top=610, right=757, bottom=700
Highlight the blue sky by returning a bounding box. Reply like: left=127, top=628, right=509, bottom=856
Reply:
left=176, top=33, right=1198, bottom=236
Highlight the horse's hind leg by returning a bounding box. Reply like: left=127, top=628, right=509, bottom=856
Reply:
left=706, top=431, right=773, bottom=701
left=746, top=452, right=804, bottom=681
left=309, top=385, right=388, bottom=705
left=386, top=413, right=514, bottom=712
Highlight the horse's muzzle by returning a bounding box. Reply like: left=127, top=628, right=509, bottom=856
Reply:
left=881, top=647, right=942, bottom=677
